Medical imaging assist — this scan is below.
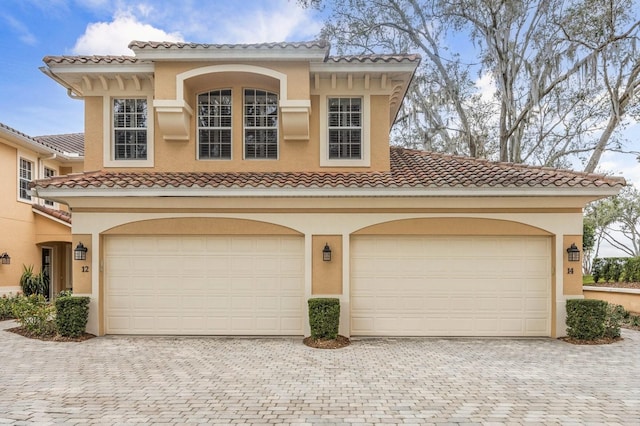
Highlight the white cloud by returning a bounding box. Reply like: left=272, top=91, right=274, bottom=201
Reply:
left=475, top=72, right=496, bottom=103
left=2, top=14, right=38, bottom=46
left=72, top=10, right=183, bottom=55
left=598, top=151, right=640, bottom=188
left=213, top=7, right=323, bottom=44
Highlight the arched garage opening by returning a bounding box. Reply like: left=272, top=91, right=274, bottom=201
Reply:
left=100, top=217, right=304, bottom=335
left=350, top=217, right=554, bottom=337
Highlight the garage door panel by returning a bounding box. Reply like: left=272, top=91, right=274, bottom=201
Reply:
left=105, top=235, right=304, bottom=335
left=352, top=235, right=550, bottom=337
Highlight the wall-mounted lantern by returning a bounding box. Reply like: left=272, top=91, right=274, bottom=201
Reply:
left=322, top=243, right=332, bottom=262
left=74, top=242, right=88, bottom=261
left=566, top=243, right=580, bottom=262
left=0, top=252, right=10, bottom=265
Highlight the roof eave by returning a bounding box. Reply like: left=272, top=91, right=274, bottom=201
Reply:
left=0, top=124, right=64, bottom=157
left=310, top=61, right=419, bottom=74
left=131, top=47, right=330, bottom=62
left=32, top=185, right=624, bottom=200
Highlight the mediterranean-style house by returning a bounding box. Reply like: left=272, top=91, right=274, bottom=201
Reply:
left=0, top=123, right=83, bottom=298
left=32, top=40, right=624, bottom=338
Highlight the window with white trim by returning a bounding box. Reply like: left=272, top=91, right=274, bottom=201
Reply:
left=328, top=97, right=362, bottom=159
left=113, top=98, right=148, bottom=160
left=198, top=89, right=232, bottom=159
left=19, top=158, right=33, bottom=201
left=244, top=89, right=278, bottom=159
left=43, top=167, right=56, bottom=206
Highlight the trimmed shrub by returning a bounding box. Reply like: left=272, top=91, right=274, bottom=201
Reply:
left=55, top=296, right=90, bottom=337
left=0, top=293, right=20, bottom=320
left=566, top=299, right=608, bottom=340
left=308, top=298, right=340, bottom=339
left=592, top=258, right=604, bottom=283
left=591, top=257, right=640, bottom=283
left=12, top=294, right=55, bottom=337
left=622, top=257, right=640, bottom=283
left=604, top=304, right=626, bottom=339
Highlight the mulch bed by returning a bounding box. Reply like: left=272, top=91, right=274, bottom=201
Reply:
left=6, top=326, right=95, bottom=342
left=560, top=336, right=623, bottom=345
left=303, top=335, right=351, bottom=349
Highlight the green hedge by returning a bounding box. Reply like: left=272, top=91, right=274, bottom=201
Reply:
left=55, top=296, right=90, bottom=337
left=592, top=257, right=640, bottom=283
left=566, top=299, right=624, bottom=340
left=308, top=298, right=340, bottom=339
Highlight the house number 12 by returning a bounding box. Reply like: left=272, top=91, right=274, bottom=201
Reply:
left=81, top=266, right=89, bottom=273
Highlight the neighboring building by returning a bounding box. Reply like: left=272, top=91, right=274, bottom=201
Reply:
left=0, top=123, right=83, bottom=297
left=34, top=40, right=624, bottom=338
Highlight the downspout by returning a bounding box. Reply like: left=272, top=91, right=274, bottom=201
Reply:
left=39, top=66, right=83, bottom=100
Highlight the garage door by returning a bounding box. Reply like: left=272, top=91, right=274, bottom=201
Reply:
left=351, top=235, right=550, bottom=336
left=105, top=235, right=304, bottom=335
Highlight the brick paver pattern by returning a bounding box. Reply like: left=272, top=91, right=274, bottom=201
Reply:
left=0, top=320, right=638, bottom=425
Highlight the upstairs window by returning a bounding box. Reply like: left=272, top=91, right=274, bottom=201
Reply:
left=43, top=167, right=56, bottom=206
left=244, top=89, right=278, bottom=159
left=328, top=97, right=362, bottom=159
left=198, top=89, right=232, bottom=159
left=113, top=98, right=147, bottom=160
left=19, top=158, right=33, bottom=201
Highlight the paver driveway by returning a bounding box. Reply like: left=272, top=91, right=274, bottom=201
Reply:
left=0, top=320, right=639, bottom=425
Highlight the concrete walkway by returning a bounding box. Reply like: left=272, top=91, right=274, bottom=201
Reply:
left=0, top=320, right=638, bottom=425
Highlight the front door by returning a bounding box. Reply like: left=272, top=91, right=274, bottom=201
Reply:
left=42, top=247, right=52, bottom=300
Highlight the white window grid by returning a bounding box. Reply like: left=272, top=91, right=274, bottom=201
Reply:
left=113, top=98, right=148, bottom=160
left=19, top=158, right=33, bottom=201
left=244, top=89, right=278, bottom=159
left=328, top=97, right=362, bottom=159
left=198, top=89, right=232, bottom=159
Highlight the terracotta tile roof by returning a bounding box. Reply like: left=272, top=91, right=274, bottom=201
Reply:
left=34, top=148, right=625, bottom=191
left=327, top=54, right=421, bottom=63
left=32, top=204, right=72, bottom=224
left=128, top=40, right=330, bottom=50
left=45, top=41, right=420, bottom=65
left=35, top=133, right=84, bottom=156
left=42, top=55, right=142, bottom=65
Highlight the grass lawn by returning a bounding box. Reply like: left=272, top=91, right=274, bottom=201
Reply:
left=583, top=275, right=595, bottom=285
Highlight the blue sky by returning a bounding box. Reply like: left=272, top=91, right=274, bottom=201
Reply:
left=1, top=0, right=638, bottom=188
left=0, top=0, right=323, bottom=136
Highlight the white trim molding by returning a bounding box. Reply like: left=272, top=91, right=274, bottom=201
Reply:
left=320, top=94, right=371, bottom=167
left=103, top=95, right=155, bottom=168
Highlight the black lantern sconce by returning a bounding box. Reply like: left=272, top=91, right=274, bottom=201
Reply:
left=0, top=252, right=10, bottom=265
left=322, top=243, right=332, bottom=262
left=566, top=243, right=580, bottom=262
left=74, top=242, right=88, bottom=261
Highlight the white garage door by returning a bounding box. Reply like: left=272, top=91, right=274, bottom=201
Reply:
left=351, top=235, right=551, bottom=336
left=105, top=235, right=304, bottom=335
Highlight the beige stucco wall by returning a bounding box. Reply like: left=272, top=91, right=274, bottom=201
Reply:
left=34, top=214, right=72, bottom=244
left=83, top=96, right=103, bottom=171
left=67, top=198, right=585, bottom=337
left=0, top=140, right=74, bottom=295
left=584, top=288, right=640, bottom=313
left=562, top=235, right=583, bottom=295
left=81, top=61, right=394, bottom=173
left=312, top=235, right=342, bottom=295
left=72, top=234, right=92, bottom=294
